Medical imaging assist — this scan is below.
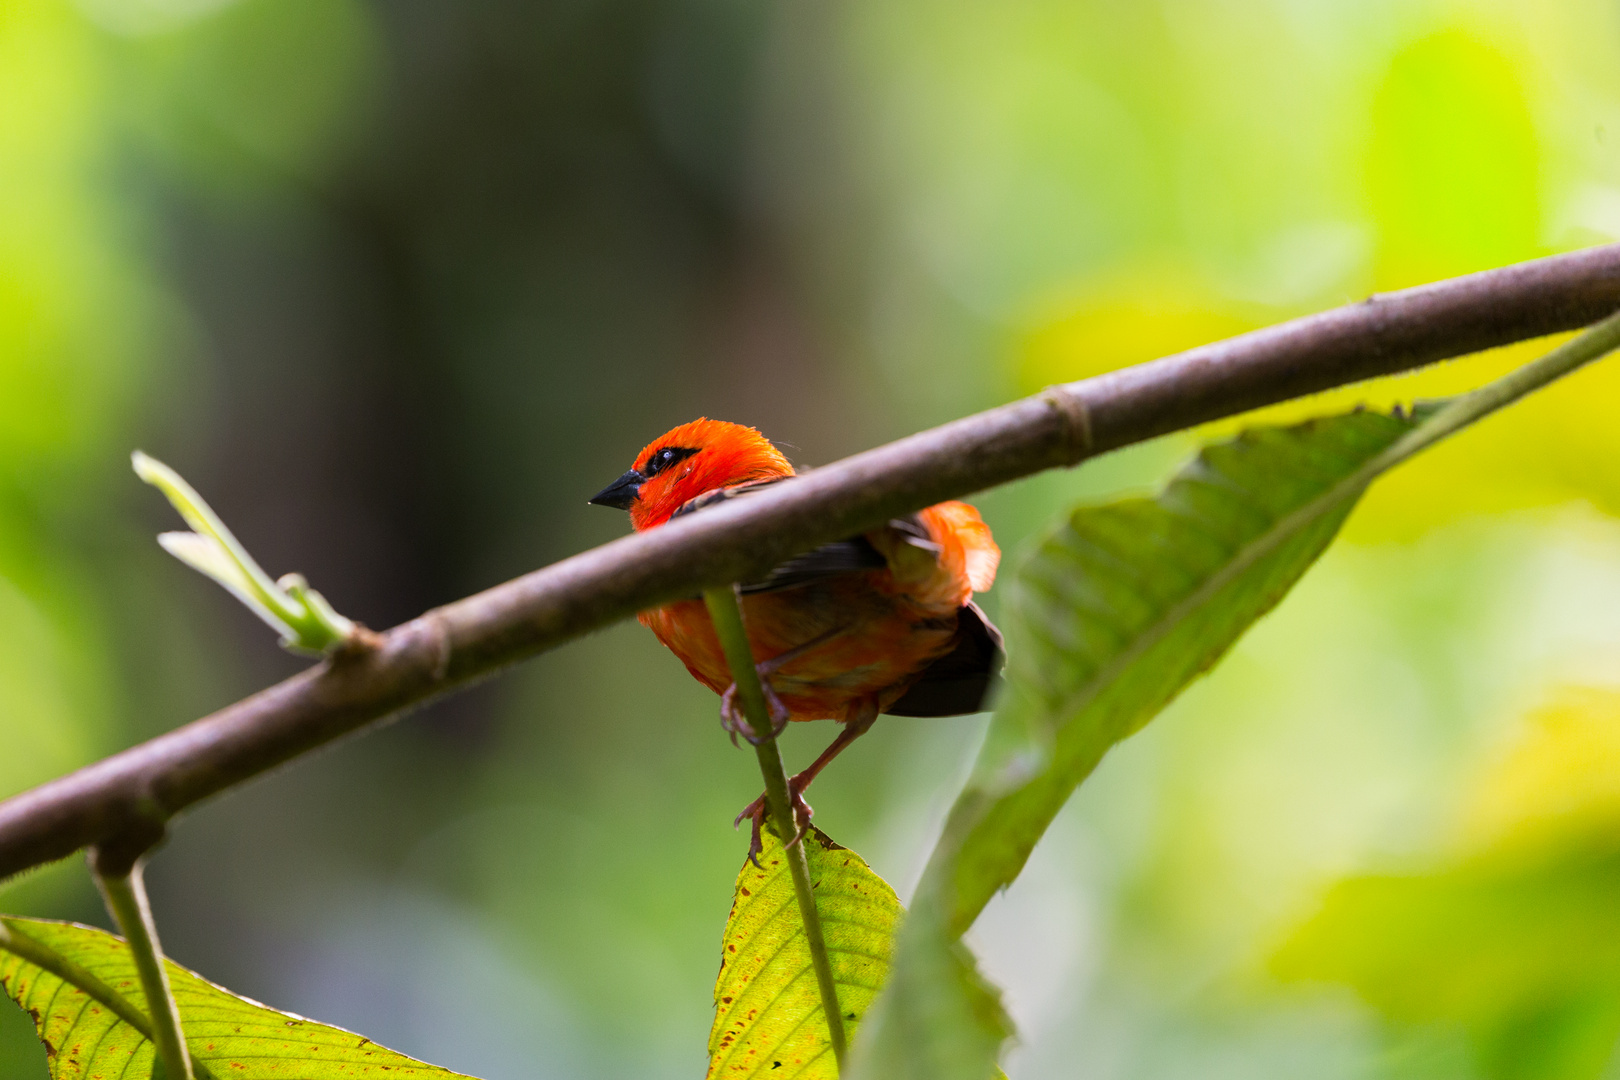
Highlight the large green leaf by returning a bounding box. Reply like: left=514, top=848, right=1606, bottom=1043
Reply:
left=848, top=406, right=1432, bottom=1080
left=846, top=311, right=1620, bottom=1080
left=0, top=915, right=475, bottom=1079
left=707, top=827, right=902, bottom=1080
left=936, top=408, right=1432, bottom=934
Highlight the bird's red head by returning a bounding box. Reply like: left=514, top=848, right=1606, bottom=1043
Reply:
left=590, top=418, right=794, bottom=530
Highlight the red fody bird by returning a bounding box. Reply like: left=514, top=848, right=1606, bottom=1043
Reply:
left=590, top=418, right=1002, bottom=856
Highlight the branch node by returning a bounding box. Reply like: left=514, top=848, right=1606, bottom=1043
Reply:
left=394, top=613, right=454, bottom=681
left=330, top=623, right=385, bottom=663
left=88, top=810, right=167, bottom=880
left=1040, top=385, right=1093, bottom=466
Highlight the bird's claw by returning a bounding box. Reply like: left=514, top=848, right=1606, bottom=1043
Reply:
left=719, top=675, right=791, bottom=747
left=734, top=780, right=814, bottom=869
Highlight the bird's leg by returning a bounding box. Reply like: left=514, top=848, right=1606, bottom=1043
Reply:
left=733, top=782, right=814, bottom=870
left=719, top=678, right=791, bottom=746
left=716, top=625, right=850, bottom=746
left=736, top=698, right=879, bottom=867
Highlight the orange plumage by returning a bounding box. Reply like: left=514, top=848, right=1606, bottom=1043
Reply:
left=590, top=418, right=1001, bottom=850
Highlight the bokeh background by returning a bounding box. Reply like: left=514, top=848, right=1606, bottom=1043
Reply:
left=6, top=0, right=1620, bottom=1076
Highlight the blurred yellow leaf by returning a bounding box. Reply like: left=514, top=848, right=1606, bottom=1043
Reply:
left=1013, top=265, right=1262, bottom=393
left=1368, top=29, right=1543, bottom=290
left=1461, top=691, right=1620, bottom=855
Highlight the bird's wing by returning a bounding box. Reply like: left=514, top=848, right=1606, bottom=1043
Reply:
left=670, top=477, right=892, bottom=594
left=738, top=538, right=889, bottom=594
left=882, top=601, right=1004, bottom=717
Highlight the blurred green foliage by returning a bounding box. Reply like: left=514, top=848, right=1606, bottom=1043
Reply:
left=4, top=0, right=1620, bottom=1076
left=1277, top=691, right=1620, bottom=1080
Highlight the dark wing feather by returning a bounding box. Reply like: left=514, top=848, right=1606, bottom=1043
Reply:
left=883, top=601, right=1004, bottom=717
left=738, top=538, right=888, bottom=594
left=672, top=477, right=889, bottom=594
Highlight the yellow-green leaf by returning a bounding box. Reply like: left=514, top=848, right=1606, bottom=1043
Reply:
left=0, top=916, right=476, bottom=1079
left=707, top=827, right=902, bottom=1080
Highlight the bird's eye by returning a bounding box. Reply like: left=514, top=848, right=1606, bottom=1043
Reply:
left=643, top=445, right=697, bottom=477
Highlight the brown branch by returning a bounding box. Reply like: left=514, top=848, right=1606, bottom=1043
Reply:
left=3, top=245, right=1620, bottom=881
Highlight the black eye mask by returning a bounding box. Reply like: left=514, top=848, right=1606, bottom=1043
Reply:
left=641, top=445, right=699, bottom=477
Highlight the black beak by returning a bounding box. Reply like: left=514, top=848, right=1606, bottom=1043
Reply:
left=589, top=469, right=644, bottom=510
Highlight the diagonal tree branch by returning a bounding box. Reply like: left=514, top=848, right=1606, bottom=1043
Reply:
left=2, top=245, right=1620, bottom=882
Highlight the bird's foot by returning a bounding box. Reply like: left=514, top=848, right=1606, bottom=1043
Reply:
left=719, top=675, right=791, bottom=747
left=734, top=775, right=814, bottom=869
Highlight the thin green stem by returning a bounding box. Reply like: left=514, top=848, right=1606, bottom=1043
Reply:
left=1363, top=308, right=1620, bottom=478
left=94, top=862, right=194, bottom=1080
left=703, top=585, right=849, bottom=1069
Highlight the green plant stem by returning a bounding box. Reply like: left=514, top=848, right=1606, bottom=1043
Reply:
left=94, top=862, right=194, bottom=1080
left=703, top=585, right=849, bottom=1069
left=1364, top=308, right=1620, bottom=475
